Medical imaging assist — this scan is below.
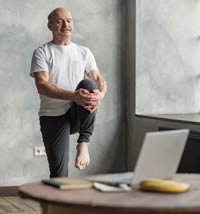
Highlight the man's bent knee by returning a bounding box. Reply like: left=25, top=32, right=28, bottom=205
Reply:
left=76, top=79, right=98, bottom=92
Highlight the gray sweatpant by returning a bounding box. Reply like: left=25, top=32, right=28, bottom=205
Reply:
left=39, top=79, right=98, bottom=178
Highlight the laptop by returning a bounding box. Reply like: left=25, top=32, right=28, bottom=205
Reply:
left=89, top=129, right=189, bottom=185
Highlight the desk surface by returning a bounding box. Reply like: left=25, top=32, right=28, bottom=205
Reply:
left=19, top=174, right=200, bottom=214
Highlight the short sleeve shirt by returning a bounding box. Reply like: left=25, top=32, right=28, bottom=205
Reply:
left=30, top=42, right=98, bottom=116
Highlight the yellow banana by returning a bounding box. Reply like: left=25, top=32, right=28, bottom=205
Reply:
left=140, top=178, right=190, bottom=193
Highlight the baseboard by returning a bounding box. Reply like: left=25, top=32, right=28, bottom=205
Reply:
left=0, top=186, right=19, bottom=196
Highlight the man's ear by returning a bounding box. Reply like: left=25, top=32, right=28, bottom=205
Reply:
left=47, top=23, right=52, bottom=31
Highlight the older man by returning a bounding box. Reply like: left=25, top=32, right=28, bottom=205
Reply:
left=30, top=7, right=107, bottom=177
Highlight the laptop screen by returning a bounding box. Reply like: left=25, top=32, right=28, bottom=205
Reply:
left=132, top=129, right=189, bottom=184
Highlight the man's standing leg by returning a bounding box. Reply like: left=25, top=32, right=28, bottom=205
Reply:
left=70, top=79, right=98, bottom=170
left=40, top=114, right=70, bottom=177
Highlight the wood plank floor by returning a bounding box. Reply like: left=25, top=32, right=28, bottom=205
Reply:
left=0, top=197, right=41, bottom=213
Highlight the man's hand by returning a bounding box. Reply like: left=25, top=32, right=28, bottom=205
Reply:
left=72, top=88, right=104, bottom=113
left=84, top=89, right=104, bottom=113
left=72, top=89, right=91, bottom=107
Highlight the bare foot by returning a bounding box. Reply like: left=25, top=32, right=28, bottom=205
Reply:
left=75, top=142, right=90, bottom=170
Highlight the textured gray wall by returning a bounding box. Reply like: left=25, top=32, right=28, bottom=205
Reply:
left=0, top=0, right=127, bottom=186
left=136, top=0, right=200, bottom=114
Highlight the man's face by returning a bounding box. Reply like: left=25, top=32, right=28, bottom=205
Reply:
left=48, top=9, right=73, bottom=39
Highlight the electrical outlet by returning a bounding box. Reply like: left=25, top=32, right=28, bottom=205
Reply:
left=33, top=146, right=46, bottom=156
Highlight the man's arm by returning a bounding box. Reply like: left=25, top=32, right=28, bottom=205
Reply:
left=86, top=69, right=107, bottom=112
left=87, top=69, right=107, bottom=98
left=34, top=71, right=92, bottom=108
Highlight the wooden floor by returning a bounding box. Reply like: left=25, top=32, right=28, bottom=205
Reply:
left=0, top=197, right=41, bottom=214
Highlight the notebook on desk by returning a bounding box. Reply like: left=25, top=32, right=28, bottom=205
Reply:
left=89, top=129, right=189, bottom=185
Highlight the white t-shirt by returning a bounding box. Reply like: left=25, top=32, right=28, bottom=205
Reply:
left=30, top=42, right=98, bottom=117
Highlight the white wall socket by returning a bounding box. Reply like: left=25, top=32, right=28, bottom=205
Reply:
left=33, top=146, right=46, bottom=156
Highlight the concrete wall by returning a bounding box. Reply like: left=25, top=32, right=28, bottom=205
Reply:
left=136, top=0, right=200, bottom=114
left=0, top=0, right=127, bottom=186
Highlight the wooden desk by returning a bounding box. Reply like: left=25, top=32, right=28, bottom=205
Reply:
left=19, top=174, right=200, bottom=214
